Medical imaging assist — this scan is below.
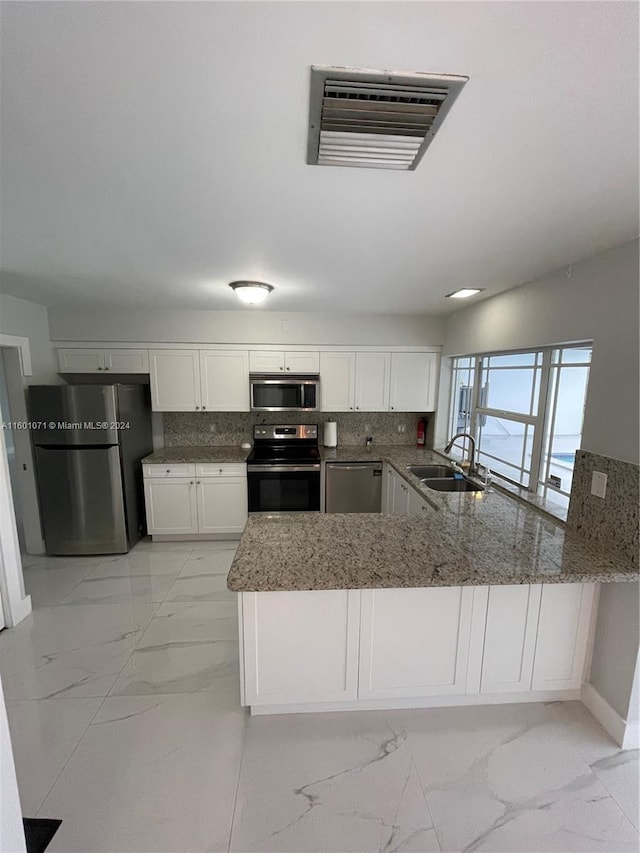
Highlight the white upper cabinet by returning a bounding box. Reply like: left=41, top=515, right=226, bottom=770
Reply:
left=354, top=352, right=390, bottom=412
left=200, top=351, right=249, bottom=412
left=58, top=348, right=149, bottom=373
left=249, top=351, right=285, bottom=373
left=320, top=352, right=356, bottom=411
left=249, top=351, right=320, bottom=374
left=389, top=352, right=438, bottom=412
left=150, top=349, right=250, bottom=412
left=285, top=351, right=320, bottom=373
left=149, top=350, right=201, bottom=411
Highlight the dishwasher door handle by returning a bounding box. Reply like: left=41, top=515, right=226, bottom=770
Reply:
left=326, top=464, right=381, bottom=471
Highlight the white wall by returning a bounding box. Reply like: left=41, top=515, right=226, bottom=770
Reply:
left=48, top=308, right=445, bottom=348
left=0, top=294, right=57, bottom=384
left=0, top=294, right=57, bottom=555
left=442, top=239, right=639, bottom=465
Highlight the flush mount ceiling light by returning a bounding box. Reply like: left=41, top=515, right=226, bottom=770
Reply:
left=229, top=281, right=274, bottom=305
left=307, top=66, right=468, bottom=171
left=445, top=288, right=485, bottom=299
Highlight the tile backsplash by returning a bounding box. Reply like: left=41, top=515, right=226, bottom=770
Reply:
left=567, top=450, right=639, bottom=568
left=163, top=411, right=433, bottom=448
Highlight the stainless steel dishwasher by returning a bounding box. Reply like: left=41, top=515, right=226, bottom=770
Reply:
left=325, top=462, right=383, bottom=513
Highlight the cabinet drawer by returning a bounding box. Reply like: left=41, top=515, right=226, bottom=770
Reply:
left=143, top=463, right=195, bottom=478
left=195, top=463, right=246, bottom=477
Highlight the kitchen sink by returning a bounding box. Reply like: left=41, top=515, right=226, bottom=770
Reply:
left=407, top=465, right=455, bottom=479
left=420, top=477, right=484, bottom=493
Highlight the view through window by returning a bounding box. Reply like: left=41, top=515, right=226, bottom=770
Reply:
left=448, top=345, right=592, bottom=509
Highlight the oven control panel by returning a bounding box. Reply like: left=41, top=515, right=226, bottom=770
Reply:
left=253, top=424, right=318, bottom=440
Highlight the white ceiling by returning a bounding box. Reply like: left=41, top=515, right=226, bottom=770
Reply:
left=1, top=1, right=638, bottom=316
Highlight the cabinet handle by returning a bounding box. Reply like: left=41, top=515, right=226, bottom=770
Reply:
left=391, top=406, right=394, bottom=410
left=105, top=366, right=109, bottom=371
left=280, top=366, right=284, bottom=371
left=202, top=405, right=206, bottom=410
left=197, top=480, right=201, bottom=484
left=97, top=367, right=103, bottom=371
left=195, top=406, right=199, bottom=410
left=190, top=480, right=194, bottom=485
left=349, top=406, right=353, bottom=410
left=286, top=366, right=290, bottom=371
left=219, top=468, right=223, bottom=473
left=166, top=469, right=170, bottom=473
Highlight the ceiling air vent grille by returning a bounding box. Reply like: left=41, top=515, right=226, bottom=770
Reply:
left=307, top=67, right=468, bottom=171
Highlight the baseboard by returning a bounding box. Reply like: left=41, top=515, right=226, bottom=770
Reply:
left=151, top=533, right=242, bottom=541
left=249, top=688, right=581, bottom=716
left=581, top=682, right=639, bottom=749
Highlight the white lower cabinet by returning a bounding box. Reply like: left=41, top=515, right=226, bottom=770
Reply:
left=197, top=477, right=247, bottom=534
left=143, top=464, right=247, bottom=537
left=532, top=583, right=596, bottom=690
left=359, top=588, right=474, bottom=698
left=384, top=466, right=409, bottom=514
left=480, top=584, right=542, bottom=693
left=143, top=478, right=198, bottom=535
left=242, top=590, right=360, bottom=705
left=240, top=582, right=597, bottom=711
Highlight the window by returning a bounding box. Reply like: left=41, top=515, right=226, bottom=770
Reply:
left=448, top=345, right=592, bottom=509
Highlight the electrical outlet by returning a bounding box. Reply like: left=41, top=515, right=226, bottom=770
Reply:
left=209, top=422, right=216, bottom=433
left=591, top=471, right=607, bottom=499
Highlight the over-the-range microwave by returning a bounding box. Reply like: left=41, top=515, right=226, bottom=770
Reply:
left=249, top=374, right=319, bottom=412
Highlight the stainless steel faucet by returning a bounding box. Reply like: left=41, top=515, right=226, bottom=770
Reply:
left=444, top=432, right=476, bottom=474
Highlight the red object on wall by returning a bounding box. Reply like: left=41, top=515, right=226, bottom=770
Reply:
left=416, top=418, right=426, bottom=446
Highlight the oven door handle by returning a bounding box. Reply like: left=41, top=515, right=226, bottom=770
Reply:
left=247, top=465, right=321, bottom=473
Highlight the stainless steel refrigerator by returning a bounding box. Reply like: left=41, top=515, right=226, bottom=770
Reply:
left=29, top=384, right=153, bottom=555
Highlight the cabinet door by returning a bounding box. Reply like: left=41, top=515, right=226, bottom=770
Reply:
left=249, top=351, right=285, bottom=373
left=389, top=352, right=438, bottom=412
left=531, top=583, right=596, bottom=691
left=104, top=349, right=149, bottom=373
left=242, top=590, right=360, bottom=705
left=407, top=485, right=431, bottom=515
left=320, top=352, right=356, bottom=411
left=480, top=585, right=542, bottom=694
left=359, top=587, right=474, bottom=698
left=57, top=349, right=105, bottom=372
left=143, top=478, right=198, bottom=535
left=285, top=351, right=320, bottom=374
left=149, top=350, right=200, bottom=412
left=197, top=477, right=248, bottom=534
left=200, top=350, right=249, bottom=412
left=355, top=352, right=390, bottom=412
left=392, top=474, right=409, bottom=515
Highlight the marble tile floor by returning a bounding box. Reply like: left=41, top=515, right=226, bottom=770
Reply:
left=0, top=539, right=637, bottom=853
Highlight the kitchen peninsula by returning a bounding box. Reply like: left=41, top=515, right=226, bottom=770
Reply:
left=227, top=449, right=638, bottom=717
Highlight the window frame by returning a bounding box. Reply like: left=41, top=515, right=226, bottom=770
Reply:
left=448, top=344, right=592, bottom=504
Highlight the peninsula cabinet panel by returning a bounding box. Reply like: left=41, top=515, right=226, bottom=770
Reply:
left=197, top=477, right=247, bottom=534
left=243, top=590, right=360, bottom=705
left=389, top=352, right=438, bottom=412
left=143, top=478, right=198, bottom=535
left=480, top=584, right=542, bottom=694
left=199, top=350, right=249, bottom=412
left=149, top=350, right=200, bottom=411
left=531, top=583, right=596, bottom=691
left=358, top=587, right=474, bottom=698
left=320, top=352, right=356, bottom=411
left=354, top=352, right=391, bottom=411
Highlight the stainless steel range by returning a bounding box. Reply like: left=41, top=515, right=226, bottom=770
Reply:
left=246, top=424, right=321, bottom=513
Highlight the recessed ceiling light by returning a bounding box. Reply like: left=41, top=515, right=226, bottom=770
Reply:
left=229, top=281, right=274, bottom=305
left=445, top=288, right=485, bottom=299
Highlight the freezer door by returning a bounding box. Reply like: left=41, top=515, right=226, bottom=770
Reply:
left=29, top=385, right=119, bottom=445
left=325, top=463, right=383, bottom=513
left=35, top=446, right=128, bottom=554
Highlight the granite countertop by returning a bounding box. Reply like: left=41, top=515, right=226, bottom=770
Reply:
left=228, top=446, right=639, bottom=591
left=142, top=445, right=250, bottom=464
